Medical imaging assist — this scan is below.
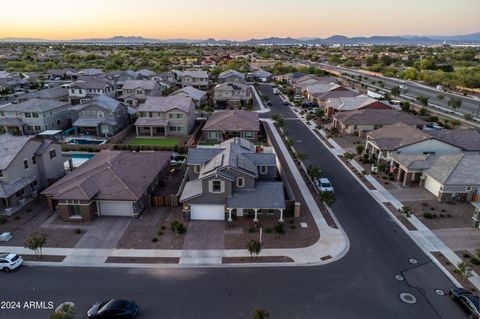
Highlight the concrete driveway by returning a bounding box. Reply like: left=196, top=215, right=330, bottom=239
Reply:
left=74, top=217, right=132, bottom=249
left=182, top=221, right=225, bottom=250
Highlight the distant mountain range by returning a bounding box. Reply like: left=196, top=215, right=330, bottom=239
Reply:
left=1, top=33, right=480, bottom=45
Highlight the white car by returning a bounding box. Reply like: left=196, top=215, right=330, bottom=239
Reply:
left=399, top=85, right=408, bottom=90
left=170, top=152, right=186, bottom=166
left=316, top=178, right=334, bottom=193
left=0, top=253, right=23, bottom=272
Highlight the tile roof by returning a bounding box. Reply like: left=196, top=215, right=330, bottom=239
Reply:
left=122, top=80, right=157, bottom=91
left=0, top=134, right=36, bottom=169
left=333, top=109, right=426, bottom=126
left=42, top=150, right=172, bottom=201
left=1, top=98, right=68, bottom=113
left=171, top=86, right=206, bottom=101
left=138, top=96, right=193, bottom=113
left=428, top=129, right=480, bottom=152
left=367, top=123, right=432, bottom=151
left=20, top=87, right=68, bottom=100
left=327, top=95, right=388, bottom=111
left=74, top=95, right=123, bottom=112
left=218, top=70, right=245, bottom=79
left=203, top=110, right=259, bottom=132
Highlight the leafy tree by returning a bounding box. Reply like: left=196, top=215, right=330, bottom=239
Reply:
left=49, top=304, right=75, bottom=319
left=252, top=309, right=270, bottom=319
left=245, top=240, right=261, bottom=259
left=400, top=101, right=411, bottom=112
left=448, top=98, right=462, bottom=110
left=419, top=107, right=429, bottom=116
left=390, top=86, right=400, bottom=97
left=170, top=220, right=186, bottom=237
left=455, top=262, right=473, bottom=281
left=355, top=144, right=365, bottom=156
left=294, top=152, right=308, bottom=162
left=416, top=96, right=430, bottom=107
left=464, top=113, right=473, bottom=121
left=319, top=191, right=336, bottom=207
left=24, top=233, right=47, bottom=258
left=307, top=165, right=323, bottom=179
left=398, top=206, right=413, bottom=220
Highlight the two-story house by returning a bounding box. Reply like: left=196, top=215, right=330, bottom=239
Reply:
left=67, top=77, right=115, bottom=105
left=118, top=80, right=163, bottom=107
left=0, top=98, right=72, bottom=135
left=180, top=137, right=285, bottom=222
left=71, top=95, right=129, bottom=136
left=179, top=71, right=209, bottom=89
left=0, top=134, right=65, bottom=215
left=217, top=70, right=245, bottom=84
left=213, top=82, right=252, bottom=109
left=202, top=110, right=260, bottom=143
left=134, top=96, right=195, bottom=137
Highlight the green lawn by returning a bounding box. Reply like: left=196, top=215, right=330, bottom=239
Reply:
left=129, top=137, right=180, bottom=146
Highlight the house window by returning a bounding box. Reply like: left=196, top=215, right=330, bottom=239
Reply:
left=194, top=165, right=200, bottom=173
left=35, top=126, right=42, bottom=131
left=32, top=113, right=39, bottom=118
left=243, top=132, right=254, bottom=139
left=24, top=112, right=32, bottom=118
left=32, top=156, right=36, bottom=165
left=23, top=159, right=29, bottom=170
left=0, top=170, right=3, bottom=177
left=236, top=177, right=245, bottom=188
left=176, top=113, right=183, bottom=119
left=49, top=149, right=57, bottom=159
left=98, top=111, right=104, bottom=118
left=208, top=132, right=218, bottom=140
left=68, top=205, right=81, bottom=218
left=211, top=180, right=222, bottom=193
left=168, top=113, right=175, bottom=119
left=259, top=166, right=268, bottom=174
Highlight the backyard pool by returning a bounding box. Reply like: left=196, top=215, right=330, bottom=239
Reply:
left=64, top=137, right=107, bottom=145
left=64, top=152, right=96, bottom=169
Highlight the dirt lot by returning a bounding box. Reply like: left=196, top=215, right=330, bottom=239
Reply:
left=432, top=251, right=477, bottom=293
left=0, top=199, right=84, bottom=248
left=116, top=207, right=187, bottom=249
left=331, top=134, right=365, bottom=153
left=224, top=215, right=319, bottom=249
left=409, top=200, right=475, bottom=230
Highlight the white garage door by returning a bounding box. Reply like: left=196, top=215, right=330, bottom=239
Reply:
left=98, top=201, right=133, bottom=217
left=423, top=176, right=441, bottom=197
left=190, top=204, right=225, bottom=220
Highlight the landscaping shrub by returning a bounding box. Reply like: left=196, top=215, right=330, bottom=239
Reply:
left=422, top=202, right=428, bottom=207
left=274, top=223, right=285, bottom=236
left=14, top=215, right=20, bottom=220
left=290, top=225, right=297, bottom=230
left=471, top=258, right=480, bottom=266
left=248, top=227, right=256, bottom=233
left=74, top=229, right=82, bottom=234
left=0, top=216, right=6, bottom=225
left=423, top=212, right=433, bottom=219
left=264, top=226, right=272, bottom=234
left=26, top=208, right=32, bottom=212
left=170, top=220, right=186, bottom=236
left=158, top=231, right=164, bottom=236
left=463, top=253, right=471, bottom=259
left=152, top=237, right=158, bottom=242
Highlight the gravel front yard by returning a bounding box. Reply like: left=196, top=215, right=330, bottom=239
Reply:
left=116, top=207, right=187, bottom=249
left=408, top=200, right=475, bottom=229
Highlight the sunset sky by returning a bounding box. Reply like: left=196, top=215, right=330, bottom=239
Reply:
left=1, top=0, right=478, bottom=40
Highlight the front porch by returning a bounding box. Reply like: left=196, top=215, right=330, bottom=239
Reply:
left=226, top=207, right=284, bottom=223
left=0, top=118, right=27, bottom=136
left=0, top=177, right=39, bottom=216
left=134, top=118, right=169, bottom=136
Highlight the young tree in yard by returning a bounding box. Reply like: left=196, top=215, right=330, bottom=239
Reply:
left=319, top=191, right=336, bottom=207
left=294, top=152, right=308, bottom=162
left=170, top=220, right=186, bottom=237
left=400, top=101, right=411, bottom=112
left=448, top=97, right=462, bottom=111
left=245, top=239, right=261, bottom=260
left=252, top=309, right=270, bottom=319
left=398, top=206, right=413, bottom=220
left=355, top=144, right=365, bottom=156
left=464, top=113, right=473, bottom=121
left=455, top=262, right=473, bottom=281
left=24, top=232, right=47, bottom=258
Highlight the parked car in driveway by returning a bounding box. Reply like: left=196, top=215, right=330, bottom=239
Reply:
left=449, top=287, right=480, bottom=319
left=315, top=177, right=334, bottom=193
left=87, top=299, right=138, bottom=318
left=0, top=253, right=23, bottom=272
left=170, top=152, right=186, bottom=166
left=302, top=100, right=317, bottom=108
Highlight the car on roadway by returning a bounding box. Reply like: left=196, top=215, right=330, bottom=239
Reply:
left=273, top=88, right=280, bottom=95
left=0, top=253, right=23, bottom=272
left=399, top=85, right=408, bottom=90
left=449, top=287, right=480, bottom=319
left=266, top=101, right=272, bottom=106
left=301, top=100, right=317, bottom=108
left=423, top=122, right=443, bottom=131
left=308, top=107, right=319, bottom=114
left=283, top=100, right=290, bottom=106
left=87, top=299, right=138, bottom=318
left=315, top=177, right=334, bottom=193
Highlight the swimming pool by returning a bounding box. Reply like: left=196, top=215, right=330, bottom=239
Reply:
left=67, top=138, right=106, bottom=145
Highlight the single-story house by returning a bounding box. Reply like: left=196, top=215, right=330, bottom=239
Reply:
left=325, top=95, right=392, bottom=116
left=390, top=153, right=480, bottom=202
left=202, top=110, right=260, bottom=143
left=42, top=150, right=172, bottom=222
left=332, top=109, right=426, bottom=136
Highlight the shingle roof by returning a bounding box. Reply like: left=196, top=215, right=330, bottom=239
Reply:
left=122, top=80, right=157, bottom=91
left=218, top=70, right=245, bottom=79
left=138, top=96, right=193, bottom=113
left=203, top=110, right=259, bottom=132
left=74, top=95, right=122, bottom=112
left=42, top=150, right=172, bottom=201
left=180, top=70, right=209, bottom=79
left=334, top=109, right=426, bottom=126
left=214, top=82, right=249, bottom=91
left=70, top=77, right=111, bottom=90
left=0, top=134, right=36, bottom=169
left=171, top=86, right=206, bottom=101
left=20, top=87, right=68, bottom=100
left=1, top=98, right=68, bottom=113
left=227, top=182, right=285, bottom=209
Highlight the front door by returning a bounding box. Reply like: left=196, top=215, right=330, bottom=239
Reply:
left=155, top=127, right=166, bottom=136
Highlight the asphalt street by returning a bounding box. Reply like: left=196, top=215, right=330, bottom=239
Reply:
left=313, top=62, right=480, bottom=117
left=0, top=85, right=468, bottom=319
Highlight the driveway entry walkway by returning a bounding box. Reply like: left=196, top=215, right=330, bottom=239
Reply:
left=180, top=221, right=225, bottom=265
left=74, top=217, right=132, bottom=249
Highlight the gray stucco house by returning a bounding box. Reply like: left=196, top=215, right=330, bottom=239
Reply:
left=71, top=95, right=129, bottom=136
left=180, top=137, right=285, bottom=222
left=202, top=110, right=260, bottom=143
left=217, top=70, right=245, bottom=84
left=213, top=82, right=252, bottom=109
left=0, top=134, right=65, bottom=215
left=0, top=98, right=72, bottom=135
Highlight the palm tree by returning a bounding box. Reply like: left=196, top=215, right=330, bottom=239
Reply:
left=252, top=309, right=270, bottom=319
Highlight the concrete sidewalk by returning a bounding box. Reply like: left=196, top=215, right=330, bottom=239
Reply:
left=4, top=119, right=349, bottom=269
